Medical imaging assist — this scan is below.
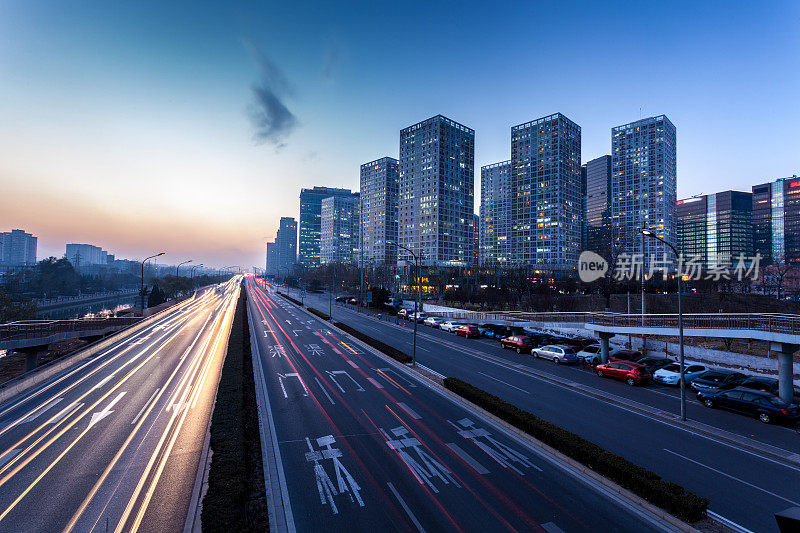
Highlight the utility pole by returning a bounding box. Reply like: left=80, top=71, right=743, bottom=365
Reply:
left=641, top=230, right=647, bottom=356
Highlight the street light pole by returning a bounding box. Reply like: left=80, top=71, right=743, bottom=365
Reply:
left=177, top=259, right=192, bottom=277
left=641, top=230, right=686, bottom=421
left=387, top=240, right=418, bottom=367
left=140, top=252, right=165, bottom=313
left=190, top=264, right=203, bottom=289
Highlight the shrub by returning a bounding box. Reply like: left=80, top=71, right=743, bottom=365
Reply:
left=307, top=307, right=331, bottom=320
left=334, top=321, right=412, bottom=364
left=443, top=377, right=708, bottom=523
left=277, top=292, right=303, bottom=306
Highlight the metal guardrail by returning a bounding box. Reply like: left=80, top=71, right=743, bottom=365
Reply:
left=428, top=310, right=800, bottom=337
left=0, top=317, right=142, bottom=344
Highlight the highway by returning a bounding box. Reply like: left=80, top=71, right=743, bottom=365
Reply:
left=297, top=290, right=800, bottom=533
left=247, top=278, right=679, bottom=532
left=0, top=278, right=240, bottom=533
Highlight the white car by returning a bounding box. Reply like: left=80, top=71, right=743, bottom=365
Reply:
left=576, top=344, right=602, bottom=366
left=408, top=312, right=428, bottom=323
left=653, top=363, right=710, bottom=386
left=424, top=316, right=443, bottom=327
left=532, top=345, right=577, bottom=364
left=440, top=320, right=463, bottom=332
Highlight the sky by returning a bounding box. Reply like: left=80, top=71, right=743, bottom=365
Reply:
left=1, top=0, right=798, bottom=269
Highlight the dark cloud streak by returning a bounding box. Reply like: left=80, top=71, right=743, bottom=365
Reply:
left=244, top=41, right=298, bottom=148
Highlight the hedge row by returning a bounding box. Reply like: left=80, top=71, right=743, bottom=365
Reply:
left=277, top=291, right=303, bottom=306
left=202, top=283, right=268, bottom=531
left=443, top=377, right=708, bottom=523
left=307, top=307, right=331, bottom=321
left=334, top=321, right=412, bottom=365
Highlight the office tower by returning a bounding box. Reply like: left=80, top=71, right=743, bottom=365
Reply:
left=398, top=115, right=474, bottom=266
left=611, top=115, right=677, bottom=267
left=360, top=157, right=399, bottom=265
left=473, top=213, right=479, bottom=266
left=511, top=113, right=582, bottom=272
left=276, top=217, right=297, bottom=272
left=677, top=191, right=753, bottom=269
left=298, top=186, right=359, bottom=267
left=585, top=155, right=613, bottom=259
left=752, top=175, right=800, bottom=265
left=266, top=242, right=278, bottom=275
left=479, top=160, right=512, bottom=265
left=581, top=164, right=587, bottom=251
left=65, top=243, right=108, bottom=267
left=320, top=194, right=360, bottom=264
left=0, top=229, right=37, bottom=267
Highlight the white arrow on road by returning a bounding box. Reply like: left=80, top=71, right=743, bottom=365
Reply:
left=88, top=391, right=127, bottom=430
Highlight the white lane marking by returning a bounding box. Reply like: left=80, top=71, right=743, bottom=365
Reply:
left=366, top=377, right=384, bottom=389
left=446, top=443, right=489, bottom=474
left=91, top=373, right=116, bottom=390
left=387, top=482, right=426, bottom=533
left=664, top=449, right=800, bottom=506
left=18, top=397, right=63, bottom=425
left=542, top=522, right=565, bottom=533
left=325, top=370, right=364, bottom=392
left=0, top=449, right=21, bottom=469
left=477, top=372, right=530, bottom=394
left=347, top=360, right=359, bottom=369
left=132, top=388, right=160, bottom=424
left=46, top=402, right=81, bottom=425
left=277, top=373, right=309, bottom=398
left=87, top=391, right=127, bottom=430
left=376, top=368, right=416, bottom=388
left=396, top=402, right=421, bottom=420
left=314, top=378, right=335, bottom=405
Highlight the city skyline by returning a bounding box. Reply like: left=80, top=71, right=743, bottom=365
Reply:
left=1, top=1, right=798, bottom=267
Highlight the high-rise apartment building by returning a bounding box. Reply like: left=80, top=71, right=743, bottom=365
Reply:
left=398, top=115, right=474, bottom=266
left=266, top=242, right=278, bottom=275
left=0, top=229, right=37, bottom=267
left=611, top=115, right=677, bottom=267
left=752, top=175, right=800, bottom=265
left=66, top=243, right=108, bottom=268
left=479, top=160, right=512, bottom=265
left=276, top=217, right=297, bottom=272
left=473, top=213, right=479, bottom=266
left=298, top=186, right=358, bottom=267
left=585, top=155, right=613, bottom=259
left=320, top=194, right=360, bottom=264
left=677, top=191, right=753, bottom=269
left=511, top=113, right=582, bottom=272
left=360, top=157, right=399, bottom=265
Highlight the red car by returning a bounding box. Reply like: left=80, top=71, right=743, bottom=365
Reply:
left=500, top=335, right=534, bottom=354
left=596, top=361, right=650, bottom=386
left=455, top=325, right=480, bottom=338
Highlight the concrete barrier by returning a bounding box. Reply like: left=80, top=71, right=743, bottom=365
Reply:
left=0, top=295, right=195, bottom=405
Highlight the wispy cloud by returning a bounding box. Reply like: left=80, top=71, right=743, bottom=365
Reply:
left=244, top=41, right=298, bottom=148
left=322, top=34, right=341, bottom=82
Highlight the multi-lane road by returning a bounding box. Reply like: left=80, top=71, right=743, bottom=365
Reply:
left=247, top=278, right=683, bottom=532
left=296, top=289, right=800, bottom=533
left=0, top=278, right=240, bottom=533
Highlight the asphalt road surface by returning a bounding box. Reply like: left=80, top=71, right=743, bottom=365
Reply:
left=296, top=290, right=800, bottom=533
left=247, top=278, right=681, bottom=532
left=0, top=278, right=239, bottom=533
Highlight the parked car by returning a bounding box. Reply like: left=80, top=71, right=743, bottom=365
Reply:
left=532, top=345, right=577, bottom=364
left=576, top=344, right=602, bottom=366
left=635, top=357, right=674, bottom=373
left=500, top=335, right=535, bottom=354
left=397, top=309, right=409, bottom=319
left=423, top=316, right=444, bottom=327
left=690, top=369, right=747, bottom=392
left=653, top=363, right=710, bottom=386
left=440, top=320, right=463, bottom=332
left=408, top=312, right=428, bottom=323
left=697, top=387, right=800, bottom=424
left=455, top=324, right=480, bottom=338
left=610, top=349, right=643, bottom=362
left=596, top=361, right=650, bottom=386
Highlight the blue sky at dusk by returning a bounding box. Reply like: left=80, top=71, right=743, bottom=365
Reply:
left=1, top=1, right=798, bottom=267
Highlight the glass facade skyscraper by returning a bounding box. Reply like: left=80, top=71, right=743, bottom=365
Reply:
left=360, top=157, right=399, bottom=265
left=752, top=175, right=800, bottom=265
left=479, top=160, right=512, bottom=265
left=677, top=191, right=753, bottom=269
left=398, top=115, right=474, bottom=266
left=320, top=194, right=360, bottom=265
left=611, top=115, right=677, bottom=266
left=298, top=186, right=358, bottom=267
left=511, top=113, right=582, bottom=272
left=584, top=155, right=612, bottom=259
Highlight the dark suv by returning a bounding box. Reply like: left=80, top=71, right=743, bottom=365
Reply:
left=690, top=370, right=747, bottom=392
left=697, top=387, right=800, bottom=424
left=500, top=335, right=534, bottom=354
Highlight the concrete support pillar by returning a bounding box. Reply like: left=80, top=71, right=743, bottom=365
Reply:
left=19, top=347, right=44, bottom=373
left=770, top=342, right=798, bottom=404
left=599, top=332, right=613, bottom=364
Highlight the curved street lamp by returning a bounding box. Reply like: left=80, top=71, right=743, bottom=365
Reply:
left=177, top=259, right=192, bottom=277
left=386, top=240, right=419, bottom=367
left=190, top=264, right=204, bottom=288
left=641, top=229, right=686, bottom=421
left=140, top=252, right=165, bottom=312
